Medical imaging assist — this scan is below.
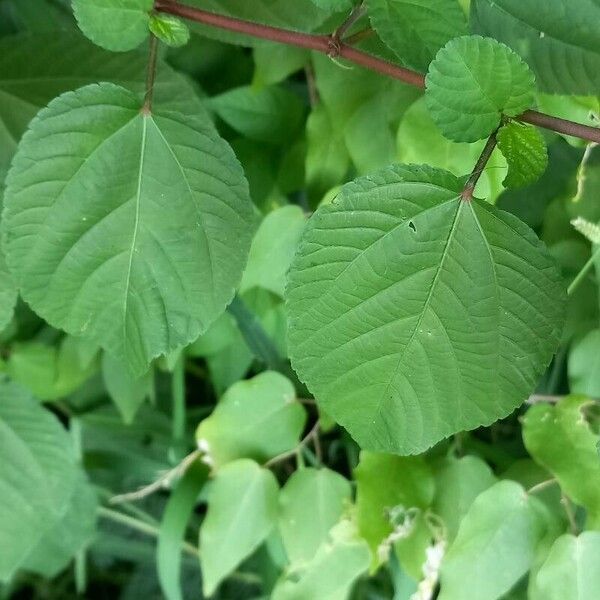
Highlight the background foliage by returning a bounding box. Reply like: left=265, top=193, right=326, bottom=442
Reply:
left=0, top=0, right=599, bottom=599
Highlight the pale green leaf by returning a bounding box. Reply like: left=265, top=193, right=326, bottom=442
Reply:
left=199, top=459, right=279, bottom=595
left=0, top=380, right=85, bottom=581
left=102, top=352, right=153, bottom=423
left=209, top=84, right=305, bottom=144
left=240, top=205, right=307, bottom=297
left=355, top=452, right=434, bottom=565
left=497, top=121, right=548, bottom=188
left=272, top=519, right=371, bottom=600
left=253, top=44, right=308, bottom=86
left=6, top=336, right=99, bottom=401
left=425, top=35, right=535, bottom=142
left=432, top=455, right=497, bottom=540
left=0, top=249, right=17, bottom=331
left=3, top=83, right=256, bottom=375
left=523, top=395, right=600, bottom=528
left=73, top=0, right=153, bottom=52
left=396, top=97, right=507, bottom=202
left=279, top=467, right=351, bottom=567
left=149, top=14, right=190, bottom=48
left=195, top=371, right=306, bottom=468
left=366, top=0, right=467, bottom=71
left=439, top=481, right=545, bottom=600
left=568, top=329, right=600, bottom=397
left=531, top=532, right=600, bottom=600
left=286, top=164, right=565, bottom=454
left=472, top=0, right=600, bottom=94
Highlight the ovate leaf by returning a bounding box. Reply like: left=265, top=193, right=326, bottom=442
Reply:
left=472, top=0, right=600, bottom=94
left=0, top=380, right=87, bottom=580
left=3, top=83, right=256, bottom=375
left=531, top=532, right=600, bottom=600
left=523, top=395, right=600, bottom=528
left=439, top=481, right=545, bottom=600
left=355, top=452, right=434, bottom=564
left=425, top=35, right=535, bottom=142
left=199, top=459, right=279, bottom=596
left=272, top=520, right=371, bottom=600
left=149, top=14, right=190, bottom=48
left=286, top=164, right=565, bottom=454
left=73, top=0, right=153, bottom=52
left=195, top=371, right=306, bottom=468
left=366, top=0, right=467, bottom=71
left=497, top=121, right=548, bottom=188
left=279, top=467, right=351, bottom=567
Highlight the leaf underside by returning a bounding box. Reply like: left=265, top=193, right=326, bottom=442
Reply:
left=2, top=83, right=256, bottom=375
left=286, top=164, right=565, bottom=455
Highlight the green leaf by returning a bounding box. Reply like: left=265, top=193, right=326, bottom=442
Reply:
left=522, top=395, right=600, bottom=528
left=497, top=121, right=548, bottom=188
left=439, top=481, right=545, bottom=600
left=472, top=0, right=600, bottom=94
left=240, top=205, right=307, bottom=297
left=209, top=84, right=305, bottom=144
left=3, top=83, right=256, bottom=375
left=568, top=329, right=600, bottom=397
left=531, top=532, right=600, bottom=600
left=102, top=352, right=153, bottom=423
left=0, top=249, right=17, bottom=331
left=195, top=371, right=306, bottom=468
left=0, top=380, right=88, bottom=581
left=272, top=519, right=371, bottom=600
left=396, top=97, right=507, bottom=202
left=253, top=44, right=308, bottom=86
left=432, top=456, right=497, bottom=540
left=157, top=463, right=208, bottom=600
left=309, top=0, right=352, bottom=10
left=366, top=0, right=467, bottom=71
left=73, top=0, right=153, bottom=52
left=199, top=459, right=279, bottom=595
left=279, top=467, right=352, bottom=567
left=149, top=14, right=190, bottom=48
left=425, top=35, right=535, bottom=142
left=6, top=336, right=99, bottom=401
left=286, top=164, right=565, bottom=454
left=355, top=452, right=434, bottom=565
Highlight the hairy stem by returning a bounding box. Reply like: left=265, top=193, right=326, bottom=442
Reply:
left=155, top=0, right=600, bottom=144
left=461, top=132, right=498, bottom=201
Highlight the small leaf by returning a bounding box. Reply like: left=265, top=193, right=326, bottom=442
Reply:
left=531, top=532, right=600, bottom=600
left=439, top=481, right=545, bottom=600
left=432, top=456, right=496, bottom=541
left=425, top=35, right=535, bottom=142
left=366, top=0, right=467, bottom=71
left=199, top=459, right=279, bottom=596
left=3, top=83, right=256, bottom=375
left=102, top=352, right=153, bottom=423
left=570, top=216, right=600, bottom=245
left=523, top=395, right=600, bottom=528
left=272, top=519, right=371, bottom=600
left=73, top=0, right=153, bottom=52
left=149, top=14, right=190, bottom=48
left=355, top=452, right=434, bottom=566
left=195, top=371, right=306, bottom=468
left=497, top=121, right=548, bottom=188
left=286, top=164, right=565, bottom=454
left=278, top=467, right=351, bottom=567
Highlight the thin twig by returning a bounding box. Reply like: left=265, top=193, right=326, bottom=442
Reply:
left=155, top=0, right=600, bottom=143
left=332, top=1, right=366, bottom=42
left=110, top=450, right=200, bottom=504
left=561, top=494, right=579, bottom=534
left=305, top=63, right=319, bottom=107
left=143, top=34, right=159, bottom=113
left=264, top=420, right=320, bottom=467
left=461, top=132, right=499, bottom=201
left=527, top=479, right=558, bottom=495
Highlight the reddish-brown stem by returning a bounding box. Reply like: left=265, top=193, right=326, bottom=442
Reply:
left=332, top=1, right=366, bottom=41
left=462, top=132, right=498, bottom=201
left=142, top=34, right=159, bottom=113
left=155, top=0, right=600, bottom=144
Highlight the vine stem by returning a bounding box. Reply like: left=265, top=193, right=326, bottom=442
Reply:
left=461, top=132, right=498, bottom=201
left=155, top=0, right=600, bottom=144
left=143, top=34, right=159, bottom=113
